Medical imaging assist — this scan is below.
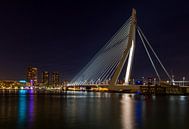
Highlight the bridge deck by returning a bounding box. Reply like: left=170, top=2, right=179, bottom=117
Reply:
left=67, top=85, right=189, bottom=94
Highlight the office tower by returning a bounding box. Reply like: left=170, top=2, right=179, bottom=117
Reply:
left=51, top=72, right=60, bottom=86
left=42, top=71, right=49, bottom=86
left=26, top=66, right=38, bottom=85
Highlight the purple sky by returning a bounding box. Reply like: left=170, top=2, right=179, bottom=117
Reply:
left=0, top=0, right=189, bottom=81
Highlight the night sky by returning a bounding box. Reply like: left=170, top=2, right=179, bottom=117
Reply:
left=0, top=0, right=189, bottom=81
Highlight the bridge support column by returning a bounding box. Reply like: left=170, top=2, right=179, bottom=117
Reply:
left=125, top=39, right=135, bottom=85
left=110, top=8, right=137, bottom=86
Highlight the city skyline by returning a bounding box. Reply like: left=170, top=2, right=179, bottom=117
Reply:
left=0, top=0, right=189, bottom=80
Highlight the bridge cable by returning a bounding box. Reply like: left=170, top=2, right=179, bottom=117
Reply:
left=69, top=18, right=132, bottom=85
left=137, top=28, right=161, bottom=81
left=137, top=27, right=172, bottom=81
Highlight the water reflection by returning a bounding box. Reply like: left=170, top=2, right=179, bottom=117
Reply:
left=121, top=94, right=144, bottom=129
left=28, top=95, right=34, bottom=124
left=18, top=95, right=26, bottom=123
left=17, top=90, right=35, bottom=129
left=135, top=99, right=143, bottom=128
left=121, top=94, right=135, bottom=129
left=0, top=91, right=189, bottom=129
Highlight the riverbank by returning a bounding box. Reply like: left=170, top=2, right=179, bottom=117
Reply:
left=1, top=85, right=189, bottom=95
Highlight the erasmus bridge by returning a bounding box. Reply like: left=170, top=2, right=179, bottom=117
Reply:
left=67, top=9, right=174, bottom=87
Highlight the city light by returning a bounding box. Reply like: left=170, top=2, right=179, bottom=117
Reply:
left=19, top=80, right=27, bottom=83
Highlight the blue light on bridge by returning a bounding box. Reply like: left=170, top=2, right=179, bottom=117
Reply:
left=135, top=80, right=143, bottom=85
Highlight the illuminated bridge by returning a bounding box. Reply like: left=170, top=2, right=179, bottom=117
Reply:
left=68, top=9, right=172, bottom=87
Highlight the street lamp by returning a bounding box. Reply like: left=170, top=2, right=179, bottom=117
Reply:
left=182, top=76, right=185, bottom=86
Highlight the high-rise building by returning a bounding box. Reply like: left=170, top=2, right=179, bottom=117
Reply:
left=42, top=71, right=49, bottom=86
left=51, top=72, right=60, bottom=86
left=26, top=66, right=38, bottom=86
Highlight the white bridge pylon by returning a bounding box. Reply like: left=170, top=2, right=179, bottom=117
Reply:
left=68, top=8, right=171, bottom=86
left=125, top=39, right=135, bottom=85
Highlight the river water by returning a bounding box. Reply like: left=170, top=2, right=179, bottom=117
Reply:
left=0, top=90, right=189, bottom=129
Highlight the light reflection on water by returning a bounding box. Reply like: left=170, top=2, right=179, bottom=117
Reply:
left=121, top=94, right=144, bottom=129
left=18, top=95, right=26, bottom=123
left=66, top=91, right=111, bottom=98
left=0, top=91, right=189, bottom=129
left=121, top=95, right=135, bottom=129
left=18, top=90, right=35, bottom=129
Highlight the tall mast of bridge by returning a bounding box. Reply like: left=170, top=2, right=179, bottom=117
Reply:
left=110, top=8, right=137, bottom=85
